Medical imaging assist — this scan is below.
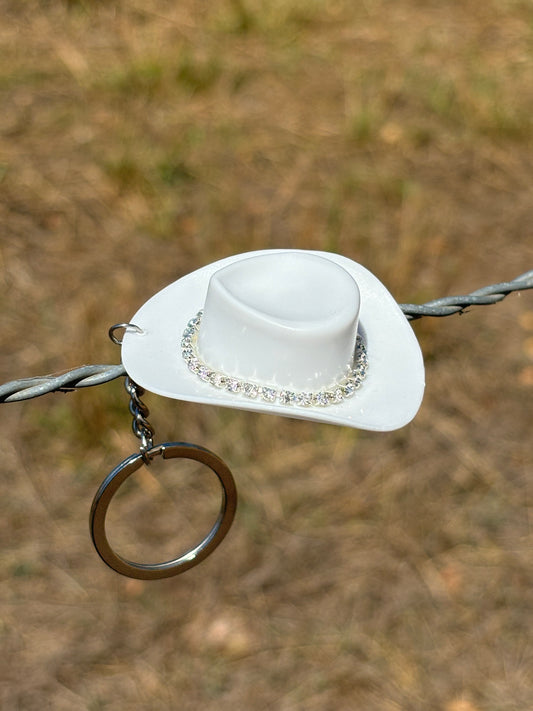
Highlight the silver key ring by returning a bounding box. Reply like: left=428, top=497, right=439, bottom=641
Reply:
left=90, top=442, right=237, bottom=580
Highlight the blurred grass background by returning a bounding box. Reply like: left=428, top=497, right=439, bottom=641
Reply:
left=1, top=1, right=532, bottom=709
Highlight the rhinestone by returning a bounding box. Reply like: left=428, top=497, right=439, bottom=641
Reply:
left=243, top=383, right=260, bottom=398
left=279, top=390, right=295, bottom=405
left=346, top=375, right=362, bottom=389
left=261, top=387, right=277, bottom=402
left=226, top=378, right=242, bottom=393
left=198, top=366, right=212, bottom=382
left=342, top=382, right=356, bottom=397
left=210, top=372, right=227, bottom=388
left=313, top=392, right=331, bottom=407
left=187, top=358, right=200, bottom=374
left=332, top=387, right=345, bottom=403
left=295, top=392, right=313, bottom=407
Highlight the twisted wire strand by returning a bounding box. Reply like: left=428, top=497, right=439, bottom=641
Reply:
left=1, top=269, right=532, bottom=403
left=0, top=364, right=126, bottom=403
left=400, top=269, right=533, bottom=320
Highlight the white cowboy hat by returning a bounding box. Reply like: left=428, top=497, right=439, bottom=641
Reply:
left=121, top=249, right=425, bottom=431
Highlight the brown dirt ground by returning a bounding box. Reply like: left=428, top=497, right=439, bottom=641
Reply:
left=1, top=1, right=532, bottom=710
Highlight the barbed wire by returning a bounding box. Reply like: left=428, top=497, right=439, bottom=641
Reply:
left=399, top=269, right=533, bottom=320
left=0, top=364, right=126, bottom=403
left=1, top=269, right=532, bottom=403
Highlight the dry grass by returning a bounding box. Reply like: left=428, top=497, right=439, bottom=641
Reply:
left=1, top=1, right=533, bottom=709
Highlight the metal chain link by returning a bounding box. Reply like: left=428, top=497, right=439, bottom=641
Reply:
left=1, top=269, right=531, bottom=403
left=125, top=377, right=155, bottom=457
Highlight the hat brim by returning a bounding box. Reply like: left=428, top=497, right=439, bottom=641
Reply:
left=121, top=250, right=425, bottom=431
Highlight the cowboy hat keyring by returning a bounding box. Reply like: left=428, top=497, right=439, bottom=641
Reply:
left=93, top=249, right=425, bottom=579
left=122, top=249, right=425, bottom=428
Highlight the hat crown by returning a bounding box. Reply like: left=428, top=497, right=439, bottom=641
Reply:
left=197, top=252, right=360, bottom=390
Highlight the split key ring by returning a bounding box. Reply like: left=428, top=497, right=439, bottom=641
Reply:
left=90, top=442, right=237, bottom=580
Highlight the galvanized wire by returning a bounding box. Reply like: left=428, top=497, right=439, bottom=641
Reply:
left=1, top=269, right=532, bottom=403
left=0, top=364, right=126, bottom=403
left=400, top=269, right=533, bottom=320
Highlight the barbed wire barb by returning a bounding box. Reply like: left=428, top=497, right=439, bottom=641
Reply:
left=1, top=269, right=532, bottom=403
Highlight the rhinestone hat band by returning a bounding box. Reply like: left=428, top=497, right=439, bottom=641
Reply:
left=180, top=311, right=368, bottom=408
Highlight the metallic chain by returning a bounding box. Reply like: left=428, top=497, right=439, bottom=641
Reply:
left=125, top=377, right=154, bottom=456
left=1, top=269, right=531, bottom=403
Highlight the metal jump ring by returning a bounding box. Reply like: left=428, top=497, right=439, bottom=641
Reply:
left=90, top=442, right=237, bottom=580
left=109, top=323, right=144, bottom=346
